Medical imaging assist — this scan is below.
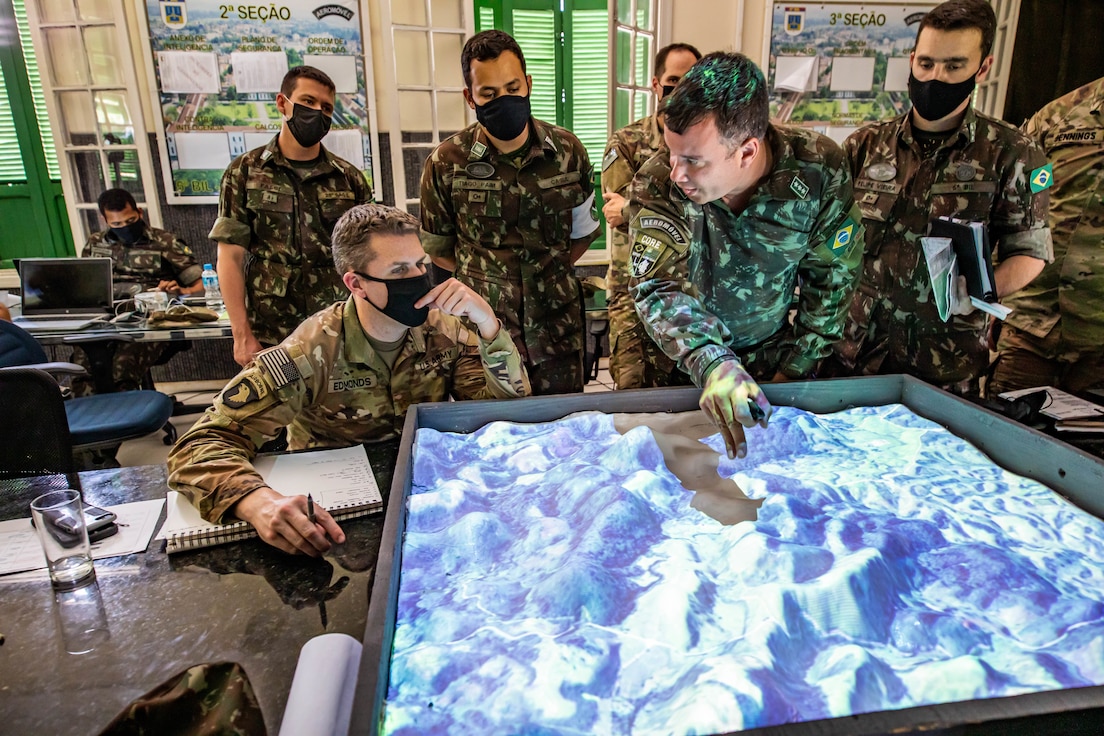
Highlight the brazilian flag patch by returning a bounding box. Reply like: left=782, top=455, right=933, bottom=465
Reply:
left=1029, top=163, right=1053, bottom=193
left=832, top=217, right=857, bottom=254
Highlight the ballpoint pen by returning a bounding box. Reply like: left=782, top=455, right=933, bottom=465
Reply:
left=307, top=494, right=316, bottom=525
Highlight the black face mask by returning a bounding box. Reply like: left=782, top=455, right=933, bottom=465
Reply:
left=355, top=271, right=433, bottom=327
left=110, top=220, right=146, bottom=245
left=285, top=102, right=332, bottom=148
left=474, top=92, right=531, bottom=142
left=908, top=71, right=977, bottom=122
left=661, top=84, right=677, bottom=99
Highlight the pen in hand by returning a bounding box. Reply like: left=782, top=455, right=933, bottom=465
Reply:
left=307, top=493, right=316, bottom=525
left=748, top=399, right=766, bottom=422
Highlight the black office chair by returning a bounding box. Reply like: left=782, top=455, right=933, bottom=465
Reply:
left=0, top=321, right=175, bottom=475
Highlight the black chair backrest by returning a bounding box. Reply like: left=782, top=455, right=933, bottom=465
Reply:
left=0, top=319, right=49, bottom=367
left=0, top=367, right=77, bottom=480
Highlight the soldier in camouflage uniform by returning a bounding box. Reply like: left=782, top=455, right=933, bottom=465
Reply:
left=827, top=0, right=1053, bottom=395
left=169, top=204, right=529, bottom=555
left=211, top=66, right=373, bottom=367
left=98, top=661, right=265, bottom=736
left=71, top=188, right=203, bottom=394
left=602, top=42, right=700, bottom=390
left=988, top=76, right=1104, bottom=396
left=627, top=52, right=864, bottom=460
left=420, top=30, right=601, bottom=395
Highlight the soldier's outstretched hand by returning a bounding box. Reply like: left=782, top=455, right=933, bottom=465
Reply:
left=416, top=278, right=501, bottom=340
left=233, top=487, right=345, bottom=556
left=699, top=359, right=773, bottom=460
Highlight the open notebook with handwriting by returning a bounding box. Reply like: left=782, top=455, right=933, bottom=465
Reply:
left=158, top=445, right=383, bottom=553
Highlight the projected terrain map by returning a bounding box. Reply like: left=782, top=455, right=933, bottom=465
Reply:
left=384, top=406, right=1104, bottom=735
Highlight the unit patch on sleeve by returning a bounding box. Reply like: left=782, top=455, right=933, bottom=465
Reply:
left=602, top=148, right=619, bottom=171
left=832, top=217, right=857, bottom=255
left=221, top=373, right=268, bottom=409
left=630, top=210, right=689, bottom=278
left=1029, top=163, right=1054, bottom=193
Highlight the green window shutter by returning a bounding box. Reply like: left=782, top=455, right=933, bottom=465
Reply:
left=0, top=62, right=29, bottom=182
left=565, top=5, right=608, bottom=166
left=13, top=0, right=60, bottom=180
left=475, top=2, right=497, bottom=32
left=511, top=8, right=559, bottom=124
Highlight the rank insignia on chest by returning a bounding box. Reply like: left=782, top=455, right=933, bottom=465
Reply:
left=865, top=163, right=897, bottom=182
left=832, top=217, right=857, bottom=254
left=1029, top=163, right=1053, bottom=193
left=790, top=175, right=810, bottom=200
left=466, top=161, right=495, bottom=178
left=470, top=141, right=488, bottom=159
left=955, top=163, right=976, bottom=181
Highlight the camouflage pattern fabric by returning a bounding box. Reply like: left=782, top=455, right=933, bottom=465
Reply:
left=990, top=77, right=1104, bottom=393
left=626, top=124, right=864, bottom=386
left=167, top=297, right=529, bottom=522
left=420, top=118, right=600, bottom=394
left=96, top=661, right=265, bottom=736
left=832, top=107, right=1053, bottom=389
left=69, top=341, right=167, bottom=396
left=84, top=224, right=202, bottom=292
left=602, top=114, right=687, bottom=389
left=209, top=135, right=373, bottom=345
left=988, top=324, right=1104, bottom=396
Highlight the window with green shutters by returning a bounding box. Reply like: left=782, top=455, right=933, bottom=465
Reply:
left=13, top=0, right=60, bottom=180
left=473, top=0, right=610, bottom=249
left=0, top=63, right=28, bottom=182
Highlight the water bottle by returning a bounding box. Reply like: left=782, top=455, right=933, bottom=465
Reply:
left=201, top=263, right=224, bottom=312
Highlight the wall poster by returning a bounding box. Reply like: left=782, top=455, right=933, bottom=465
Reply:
left=766, top=2, right=941, bottom=145
left=142, top=0, right=375, bottom=204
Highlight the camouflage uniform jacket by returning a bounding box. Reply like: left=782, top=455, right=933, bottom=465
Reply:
left=841, top=107, right=1053, bottom=382
left=420, top=118, right=601, bottom=366
left=627, top=123, right=864, bottom=384
left=83, top=224, right=201, bottom=290
left=1004, top=77, right=1104, bottom=352
left=209, top=135, right=373, bottom=345
left=603, top=113, right=665, bottom=302
left=167, top=297, right=529, bottom=523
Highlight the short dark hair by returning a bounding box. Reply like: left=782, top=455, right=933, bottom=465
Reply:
left=663, top=52, right=769, bottom=148
left=916, top=0, right=997, bottom=58
left=331, top=203, right=420, bottom=275
left=461, top=30, right=526, bottom=90
left=654, top=43, right=702, bottom=78
left=280, top=65, right=336, bottom=98
left=97, top=188, right=138, bottom=216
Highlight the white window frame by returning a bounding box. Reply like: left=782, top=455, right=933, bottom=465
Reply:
left=975, top=0, right=1021, bottom=118
left=378, top=0, right=476, bottom=212
left=23, top=0, right=162, bottom=243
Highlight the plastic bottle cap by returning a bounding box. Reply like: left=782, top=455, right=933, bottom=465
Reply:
left=204, top=263, right=213, bottom=270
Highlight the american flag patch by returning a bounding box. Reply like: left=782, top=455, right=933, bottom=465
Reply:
left=257, top=347, right=301, bottom=388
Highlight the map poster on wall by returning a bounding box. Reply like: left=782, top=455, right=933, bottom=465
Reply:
left=144, top=0, right=373, bottom=203
left=767, top=2, right=940, bottom=145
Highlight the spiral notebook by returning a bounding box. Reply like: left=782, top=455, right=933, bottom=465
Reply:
left=159, top=445, right=383, bottom=553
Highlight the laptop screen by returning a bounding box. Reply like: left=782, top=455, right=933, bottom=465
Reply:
left=19, top=258, right=114, bottom=316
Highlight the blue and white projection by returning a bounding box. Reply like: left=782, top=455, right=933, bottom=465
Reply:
left=383, top=405, right=1104, bottom=735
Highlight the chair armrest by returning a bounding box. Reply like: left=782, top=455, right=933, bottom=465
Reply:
left=0, top=362, right=90, bottom=378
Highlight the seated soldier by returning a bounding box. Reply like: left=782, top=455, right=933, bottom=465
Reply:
left=74, top=188, right=204, bottom=394
left=167, top=204, right=531, bottom=555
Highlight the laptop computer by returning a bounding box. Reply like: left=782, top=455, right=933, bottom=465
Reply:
left=13, top=257, right=114, bottom=332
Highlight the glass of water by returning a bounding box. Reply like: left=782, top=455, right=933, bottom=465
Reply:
left=30, top=490, right=97, bottom=590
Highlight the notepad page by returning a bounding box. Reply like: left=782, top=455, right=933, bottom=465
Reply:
left=252, top=444, right=381, bottom=510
